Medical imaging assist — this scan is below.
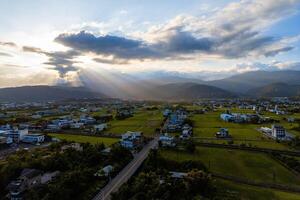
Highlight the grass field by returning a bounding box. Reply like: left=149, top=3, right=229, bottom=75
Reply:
left=48, top=133, right=119, bottom=146
left=191, top=109, right=298, bottom=150
left=216, top=179, right=300, bottom=200
left=161, top=146, right=300, bottom=186
left=105, top=109, right=163, bottom=136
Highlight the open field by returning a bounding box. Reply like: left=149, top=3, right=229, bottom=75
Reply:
left=191, top=109, right=300, bottom=150
left=216, top=179, right=300, bottom=200
left=105, top=109, right=163, bottom=136
left=48, top=133, right=119, bottom=146
left=161, top=146, right=300, bottom=186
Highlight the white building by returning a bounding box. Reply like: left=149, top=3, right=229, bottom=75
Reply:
left=94, top=123, right=107, bottom=132
left=272, top=125, right=286, bottom=139
left=70, top=122, right=85, bottom=129
left=22, top=134, right=45, bottom=144
left=159, top=134, right=175, bottom=147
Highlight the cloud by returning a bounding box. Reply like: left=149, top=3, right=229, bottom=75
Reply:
left=0, top=41, right=17, bottom=47
left=0, top=52, right=12, bottom=57
left=232, top=60, right=300, bottom=73
left=55, top=31, right=161, bottom=60
left=22, top=46, right=81, bottom=78
left=49, top=65, right=79, bottom=78
left=22, top=46, right=45, bottom=54
left=93, top=57, right=129, bottom=65
left=264, top=46, right=294, bottom=57
left=53, top=0, right=299, bottom=64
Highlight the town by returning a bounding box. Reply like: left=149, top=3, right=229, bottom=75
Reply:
left=1, top=1, right=300, bottom=199
left=1, top=97, right=300, bottom=199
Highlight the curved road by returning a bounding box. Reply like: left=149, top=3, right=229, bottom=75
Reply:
left=92, top=137, right=158, bottom=200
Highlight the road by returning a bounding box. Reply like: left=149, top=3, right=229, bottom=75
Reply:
left=92, top=137, right=158, bottom=200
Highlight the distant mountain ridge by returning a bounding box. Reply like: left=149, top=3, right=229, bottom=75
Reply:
left=1, top=70, right=300, bottom=102
left=153, top=82, right=236, bottom=100
left=207, top=70, right=300, bottom=94
left=0, top=85, right=106, bottom=102
left=247, top=83, right=300, bottom=97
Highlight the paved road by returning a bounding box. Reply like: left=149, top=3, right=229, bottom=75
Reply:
left=92, top=137, right=158, bottom=200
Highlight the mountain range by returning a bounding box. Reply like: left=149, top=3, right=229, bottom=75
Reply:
left=0, top=70, right=300, bottom=102
left=0, top=86, right=106, bottom=102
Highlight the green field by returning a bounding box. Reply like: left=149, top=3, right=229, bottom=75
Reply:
left=191, top=109, right=299, bottom=150
left=216, top=179, right=300, bottom=200
left=105, top=109, right=163, bottom=136
left=48, top=133, right=119, bottom=146
left=161, top=147, right=300, bottom=186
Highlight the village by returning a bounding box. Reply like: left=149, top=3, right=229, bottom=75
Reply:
left=1, top=97, right=300, bottom=199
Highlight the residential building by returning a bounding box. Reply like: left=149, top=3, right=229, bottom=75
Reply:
left=272, top=125, right=286, bottom=139
left=93, top=123, right=107, bottom=133
left=7, top=168, right=42, bottom=200
left=120, top=131, right=143, bottom=149
left=216, top=128, right=230, bottom=138
left=22, top=134, right=45, bottom=144
left=61, top=143, right=83, bottom=152
left=7, top=169, right=59, bottom=200
left=220, top=113, right=234, bottom=122
left=159, top=134, right=175, bottom=147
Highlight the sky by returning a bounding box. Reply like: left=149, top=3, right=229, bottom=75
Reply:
left=0, top=0, right=300, bottom=87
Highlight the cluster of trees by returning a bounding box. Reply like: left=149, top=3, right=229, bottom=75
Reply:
left=111, top=150, right=215, bottom=200
left=274, top=154, right=300, bottom=173
left=0, top=142, right=133, bottom=200
left=288, top=136, right=300, bottom=149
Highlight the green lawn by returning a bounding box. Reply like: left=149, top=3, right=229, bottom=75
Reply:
left=161, top=147, right=300, bottom=186
left=215, top=179, right=300, bottom=200
left=191, top=110, right=297, bottom=150
left=48, top=133, right=119, bottom=146
left=105, top=109, right=163, bottom=136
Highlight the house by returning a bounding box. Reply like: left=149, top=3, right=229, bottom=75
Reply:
left=61, top=143, right=83, bottom=152
left=220, top=114, right=234, bottom=122
left=22, top=134, right=45, bottom=144
left=0, top=136, right=7, bottom=144
left=163, top=109, right=171, bottom=117
left=101, top=147, right=111, bottom=155
left=181, top=124, right=193, bottom=139
left=7, top=168, right=42, bottom=200
left=79, top=115, right=96, bottom=125
left=260, top=127, right=272, bottom=135
left=216, top=128, right=230, bottom=138
left=272, top=125, right=286, bottom=139
left=7, top=169, right=59, bottom=200
left=94, top=165, right=113, bottom=177
left=120, top=131, right=143, bottom=149
left=115, top=109, right=133, bottom=120
left=5, top=129, right=28, bottom=143
left=287, top=117, right=295, bottom=123
left=0, top=130, right=13, bottom=144
left=169, top=171, right=187, bottom=179
left=41, top=171, right=60, bottom=184
left=93, top=123, right=107, bottom=133
left=31, top=114, right=42, bottom=119
left=159, top=134, right=175, bottom=147
left=70, top=122, right=85, bottom=129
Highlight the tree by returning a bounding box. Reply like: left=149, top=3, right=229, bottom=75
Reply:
left=185, top=140, right=196, bottom=153
left=184, top=169, right=212, bottom=196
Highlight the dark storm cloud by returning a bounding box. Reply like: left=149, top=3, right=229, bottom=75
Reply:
left=49, top=65, right=79, bottom=78
left=53, top=0, right=299, bottom=64
left=264, top=46, right=294, bottom=57
left=55, top=31, right=161, bottom=60
left=22, top=45, right=81, bottom=77
left=54, top=30, right=216, bottom=61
